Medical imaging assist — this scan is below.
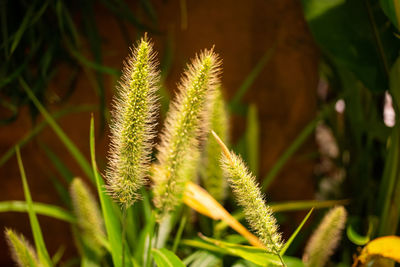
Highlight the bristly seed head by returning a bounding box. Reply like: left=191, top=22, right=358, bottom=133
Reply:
left=152, top=49, right=221, bottom=220
left=5, top=228, right=41, bottom=267
left=106, top=35, right=160, bottom=208
left=70, top=178, right=106, bottom=255
left=213, top=131, right=283, bottom=254
left=302, top=206, right=347, bottom=267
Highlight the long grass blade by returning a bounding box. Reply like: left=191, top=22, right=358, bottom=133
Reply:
left=280, top=208, right=314, bottom=256
left=0, top=104, right=96, bottom=167
left=16, top=147, right=52, bottom=267
left=20, top=78, right=94, bottom=182
left=90, top=115, right=123, bottom=267
left=0, top=201, right=75, bottom=223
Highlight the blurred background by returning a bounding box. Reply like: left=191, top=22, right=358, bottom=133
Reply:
left=0, top=0, right=399, bottom=265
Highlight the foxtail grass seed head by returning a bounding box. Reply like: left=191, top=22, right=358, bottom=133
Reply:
left=5, top=228, right=40, bottom=267
left=302, top=206, right=347, bottom=267
left=201, top=88, right=229, bottom=202
left=152, top=49, right=221, bottom=219
left=106, top=36, right=160, bottom=207
left=70, top=178, right=106, bottom=253
left=212, top=131, right=283, bottom=254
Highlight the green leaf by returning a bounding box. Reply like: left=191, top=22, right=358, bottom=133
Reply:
left=199, top=235, right=282, bottom=266
left=151, top=248, right=185, bottom=267
left=380, top=0, right=400, bottom=29
left=16, top=147, right=52, bottom=267
left=301, top=0, right=399, bottom=92
left=280, top=208, right=314, bottom=256
left=90, top=115, right=123, bottom=267
left=183, top=251, right=221, bottom=267
left=346, top=224, right=370, bottom=246
left=0, top=201, right=75, bottom=223
left=20, top=79, right=94, bottom=182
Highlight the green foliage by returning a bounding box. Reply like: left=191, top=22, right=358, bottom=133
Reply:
left=151, top=248, right=186, bottom=267
left=0, top=0, right=157, bottom=126
left=6, top=26, right=400, bottom=266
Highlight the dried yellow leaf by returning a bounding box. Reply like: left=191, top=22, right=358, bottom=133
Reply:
left=354, top=236, right=400, bottom=266
left=183, top=181, right=264, bottom=248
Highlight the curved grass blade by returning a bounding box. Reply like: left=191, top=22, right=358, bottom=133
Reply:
left=20, top=78, right=94, bottom=182
left=16, top=147, right=52, bottom=267
left=215, top=199, right=349, bottom=233
left=0, top=104, right=96, bottom=167
left=0, top=201, right=75, bottom=223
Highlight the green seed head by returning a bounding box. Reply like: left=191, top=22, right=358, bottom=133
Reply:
left=212, top=131, right=283, bottom=253
left=152, top=49, right=221, bottom=220
left=70, top=178, right=105, bottom=254
left=303, top=206, right=347, bottom=267
left=5, top=228, right=41, bottom=267
left=201, top=88, right=229, bottom=202
left=222, top=152, right=283, bottom=253
left=106, top=36, right=160, bottom=207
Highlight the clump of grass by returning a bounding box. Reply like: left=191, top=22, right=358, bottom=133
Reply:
left=106, top=36, right=160, bottom=208
left=212, top=131, right=283, bottom=255
left=201, top=88, right=229, bottom=203
left=152, top=49, right=221, bottom=219
left=302, top=206, right=347, bottom=267
left=70, top=177, right=106, bottom=256
left=5, top=228, right=40, bottom=267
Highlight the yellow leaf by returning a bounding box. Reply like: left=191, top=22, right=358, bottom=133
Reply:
left=355, top=236, right=400, bottom=266
left=183, top=181, right=264, bottom=248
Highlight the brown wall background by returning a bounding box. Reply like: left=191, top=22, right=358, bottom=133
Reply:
left=0, top=0, right=318, bottom=264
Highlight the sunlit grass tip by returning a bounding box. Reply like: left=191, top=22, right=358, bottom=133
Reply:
left=201, top=88, right=229, bottom=202
left=212, top=131, right=283, bottom=254
left=5, top=228, right=41, bottom=267
left=152, top=49, right=222, bottom=219
left=106, top=35, right=160, bottom=207
left=302, top=206, right=347, bottom=267
left=70, top=177, right=106, bottom=254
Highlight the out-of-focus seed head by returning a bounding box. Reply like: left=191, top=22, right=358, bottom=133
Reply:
left=302, top=206, right=347, bottom=267
left=5, top=228, right=41, bottom=267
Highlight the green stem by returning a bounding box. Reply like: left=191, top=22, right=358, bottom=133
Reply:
left=121, top=207, right=127, bottom=267
left=277, top=253, right=286, bottom=267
